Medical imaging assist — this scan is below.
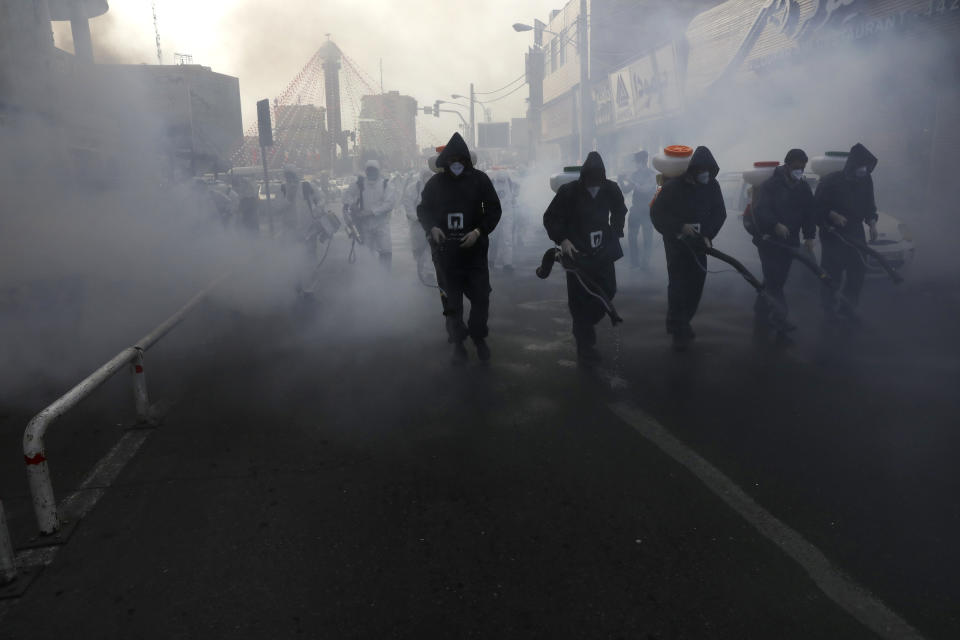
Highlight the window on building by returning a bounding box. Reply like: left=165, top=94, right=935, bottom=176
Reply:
left=550, top=36, right=558, bottom=74
left=559, top=28, right=566, bottom=66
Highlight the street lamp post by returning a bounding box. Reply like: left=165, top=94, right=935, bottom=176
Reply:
left=433, top=100, right=471, bottom=131
left=449, top=86, right=476, bottom=147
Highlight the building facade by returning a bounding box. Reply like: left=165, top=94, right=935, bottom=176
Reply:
left=0, top=0, right=242, bottom=185
left=595, top=0, right=960, bottom=221
left=358, top=91, right=418, bottom=170
left=536, top=0, right=721, bottom=166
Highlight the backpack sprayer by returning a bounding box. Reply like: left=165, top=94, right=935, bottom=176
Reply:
left=302, top=182, right=341, bottom=247
left=298, top=182, right=341, bottom=295
left=540, top=164, right=624, bottom=326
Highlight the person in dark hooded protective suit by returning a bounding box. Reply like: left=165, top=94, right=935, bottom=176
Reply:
left=650, top=146, right=727, bottom=351
left=815, top=142, right=879, bottom=319
left=752, top=148, right=816, bottom=341
left=417, top=133, right=502, bottom=364
left=543, top=151, right=627, bottom=364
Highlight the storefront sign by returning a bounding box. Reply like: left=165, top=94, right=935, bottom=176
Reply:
left=593, top=78, right=614, bottom=129
left=603, top=44, right=682, bottom=127
left=745, top=0, right=960, bottom=72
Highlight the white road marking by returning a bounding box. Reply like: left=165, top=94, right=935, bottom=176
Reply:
left=608, top=400, right=926, bottom=640
left=10, top=431, right=153, bottom=573
left=595, top=368, right=629, bottom=389
left=524, top=339, right=571, bottom=352
left=60, top=430, right=151, bottom=519
left=0, top=429, right=154, bottom=622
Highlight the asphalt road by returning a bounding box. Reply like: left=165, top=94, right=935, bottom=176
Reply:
left=2, top=218, right=958, bottom=639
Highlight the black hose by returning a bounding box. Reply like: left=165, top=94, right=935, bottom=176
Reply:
left=823, top=226, right=904, bottom=284
left=682, top=234, right=791, bottom=333
left=536, top=248, right=559, bottom=279
left=535, top=246, right=622, bottom=325
left=756, top=236, right=860, bottom=321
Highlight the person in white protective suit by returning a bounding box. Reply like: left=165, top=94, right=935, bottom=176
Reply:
left=344, top=159, right=399, bottom=268
left=403, top=169, right=434, bottom=264
left=279, top=165, right=307, bottom=233
left=488, top=169, right=518, bottom=273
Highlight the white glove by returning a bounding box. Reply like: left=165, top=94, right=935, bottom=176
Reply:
left=560, top=239, right=578, bottom=258
left=430, top=227, right=446, bottom=243
left=774, top=223, right=790, bottom=239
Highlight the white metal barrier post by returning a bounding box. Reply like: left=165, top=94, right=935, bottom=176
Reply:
left=23, top=347, right=138, bottom=536
left=21, top=271, right=233, bottom=538
left=0, top=500, right=16, bottom=585
left=131, top=349, right=150, bottom=424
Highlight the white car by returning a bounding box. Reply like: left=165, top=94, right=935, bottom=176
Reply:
left=258, top=180, right=284, bottom=201
left=717, top=171, right=914, bottom=277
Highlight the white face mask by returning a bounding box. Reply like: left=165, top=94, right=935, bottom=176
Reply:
left=587, top=186, right=600, bottom=198
left=855, top=166, right=868, bottom=178
left=449, top=162, right=465, bottom=176
left=791, top=169, right=805, bottom=181
left=696, top=172, right=710, bottom=185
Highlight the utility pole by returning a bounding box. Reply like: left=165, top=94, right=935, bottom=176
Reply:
left=469, top=83, right=476, bottom=148
left=257, top=99, right=274, bottom=235
left=69, top=3, right=94, bottom=62
left=525, top=44, right=545, bottom=163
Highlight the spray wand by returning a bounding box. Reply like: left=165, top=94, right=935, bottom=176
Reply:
left=536, top=247, right=623, bottom=325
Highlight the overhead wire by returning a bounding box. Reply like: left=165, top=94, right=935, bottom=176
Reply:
left=473, top=72, right=526, bottom=95
left=481, top=81, right=528, bottom=103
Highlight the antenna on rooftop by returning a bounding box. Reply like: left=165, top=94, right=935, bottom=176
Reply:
left=152, top=2, right=162, bottom=64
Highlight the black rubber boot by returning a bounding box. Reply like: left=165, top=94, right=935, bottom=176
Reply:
left=577, top=345, right=602, bottom=365
left=474, top=338, right=491, bottom=363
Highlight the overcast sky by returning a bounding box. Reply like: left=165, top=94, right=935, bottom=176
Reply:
left=52, top=0, right=563, bottom=147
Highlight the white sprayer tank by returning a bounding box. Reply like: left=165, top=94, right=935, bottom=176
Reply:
left=742, top=161, right=780, bottom=187
left=549, top=166, right=581, bottom=193
left=652, top=145, right=694, bottom=178
left=810, top=152, right=849, bottom=178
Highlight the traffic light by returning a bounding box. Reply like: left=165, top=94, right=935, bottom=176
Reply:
left=433, top=100, right=440, bottom=117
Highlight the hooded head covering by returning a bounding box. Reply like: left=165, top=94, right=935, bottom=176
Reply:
left=634, top=150, right=649, bottom=166
left=685, top=146, right=720, bottom=179
left=436, top=132, right=473, bottom=171
left=843, top=143, right=878, bottom=175
left=579, top=151, right=607, bottom=187
left=784, top=148, right=808, bottom=165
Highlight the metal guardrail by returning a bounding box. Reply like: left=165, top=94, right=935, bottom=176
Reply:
left=1, top=501, right=15, bottom=586
left=18, top=274, right=231, bottom=547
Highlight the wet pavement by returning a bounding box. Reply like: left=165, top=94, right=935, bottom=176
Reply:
left=1, top=223, right=958, bottom=639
